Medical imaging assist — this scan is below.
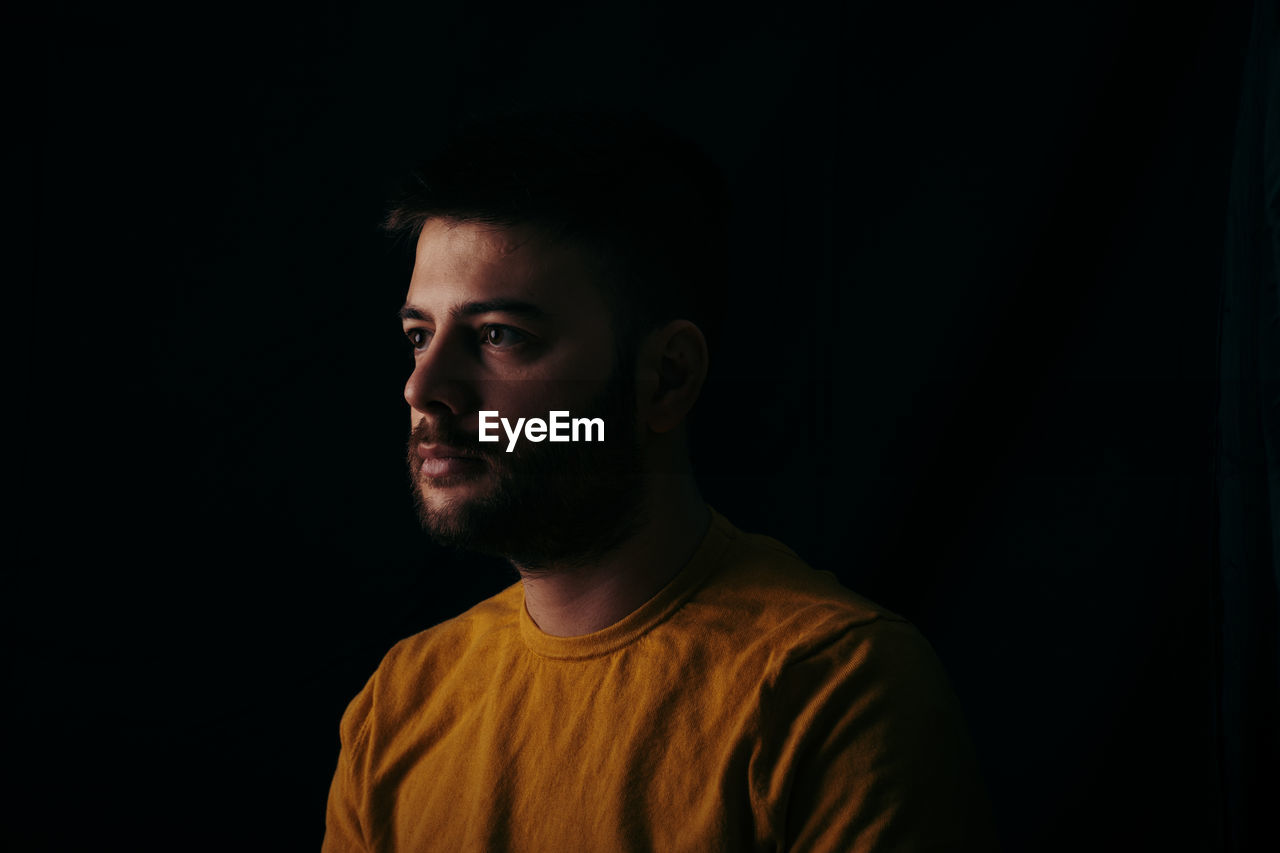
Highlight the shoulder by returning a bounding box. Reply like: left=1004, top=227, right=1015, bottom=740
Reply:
left=380, top=581, right=524, bottom=676
left=684, top=514, right=968, bottom=722
left=684, top=515, right=915, bottom=666
left=698, top=521, right=994, bottom=848
left=339, top=582, right=524, bottom=744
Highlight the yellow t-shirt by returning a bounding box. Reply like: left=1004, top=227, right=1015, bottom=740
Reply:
left=323, top=510, right=994, bottom=852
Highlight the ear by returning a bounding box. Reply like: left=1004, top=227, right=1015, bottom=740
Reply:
left=635, top=320, right=709, bottom=434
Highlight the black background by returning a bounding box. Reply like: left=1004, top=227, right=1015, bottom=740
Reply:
left=20, top=0, right=1264, bottom=850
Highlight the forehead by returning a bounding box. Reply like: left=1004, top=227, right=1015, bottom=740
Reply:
left=405, top=219, right=610, bottom=319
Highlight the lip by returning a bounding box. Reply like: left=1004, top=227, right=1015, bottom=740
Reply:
left=416, top=443, right=484, bottom=479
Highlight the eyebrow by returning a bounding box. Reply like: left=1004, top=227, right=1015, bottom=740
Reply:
left=397, top=299, right=549, bottom=323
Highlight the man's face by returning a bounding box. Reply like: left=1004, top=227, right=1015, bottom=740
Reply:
left=400, top=219, right=646, bottom=567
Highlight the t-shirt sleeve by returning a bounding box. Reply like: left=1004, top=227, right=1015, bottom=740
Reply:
left=757, top=616, right=997, bottom=853
left=321, top=674, right=376, bottom=853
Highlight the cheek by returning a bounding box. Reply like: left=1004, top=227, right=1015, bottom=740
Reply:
left=481, top=346, right=619, bottom=414
left=489, top=385, right=559, bottom=418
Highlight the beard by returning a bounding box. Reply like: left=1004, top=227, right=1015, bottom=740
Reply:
left=406, top=369, right=648, bottom=570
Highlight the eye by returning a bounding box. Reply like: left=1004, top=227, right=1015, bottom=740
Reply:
left=406, top=328, right=432, bottom=350
left=480, top=324, right=529, bottom=349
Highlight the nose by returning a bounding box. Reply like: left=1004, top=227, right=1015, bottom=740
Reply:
left=404, top=333, right=479, bottom=417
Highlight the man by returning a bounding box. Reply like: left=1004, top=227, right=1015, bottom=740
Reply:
left=323, top=113, right=994, bottom=852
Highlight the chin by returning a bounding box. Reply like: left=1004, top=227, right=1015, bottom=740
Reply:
left=419, top=475, right=483, bottom=493
left=416, top=482, right=491, bottom=535
left=419, top=480, right=486, bottom=515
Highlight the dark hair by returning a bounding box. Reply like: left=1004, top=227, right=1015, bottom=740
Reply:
left=385, top=111, right=729, bottom=361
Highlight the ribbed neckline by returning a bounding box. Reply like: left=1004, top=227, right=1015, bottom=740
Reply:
left=517, top=508, right=736, bottom=660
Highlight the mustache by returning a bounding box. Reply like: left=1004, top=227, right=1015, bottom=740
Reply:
left=407, top=419, right=490, bottom=457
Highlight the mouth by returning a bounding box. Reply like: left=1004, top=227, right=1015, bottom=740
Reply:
left=416, top=443, right=486, bottom=480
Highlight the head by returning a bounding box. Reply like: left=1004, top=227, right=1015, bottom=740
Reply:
left=389, top=111, right=728, bottom=567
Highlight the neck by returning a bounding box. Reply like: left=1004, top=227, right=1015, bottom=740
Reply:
left=517, top=471, right=709, bottom=637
